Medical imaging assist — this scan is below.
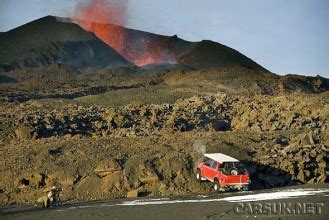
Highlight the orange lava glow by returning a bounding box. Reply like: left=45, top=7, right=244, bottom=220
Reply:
left=73, top=0, right=176, bottom=66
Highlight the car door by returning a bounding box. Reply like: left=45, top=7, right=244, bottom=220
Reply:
left=207, top=161, right=218, bottom=181
left=202, top=159, right=213, bottom=179
left=218, top=162, right=228, bottom=184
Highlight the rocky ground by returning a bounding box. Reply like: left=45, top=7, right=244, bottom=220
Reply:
left=1, top=91, right=328, bottom=206
left=1, top=13, right=328, bottom=209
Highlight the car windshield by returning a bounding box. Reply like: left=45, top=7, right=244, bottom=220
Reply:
left=203, top=159, right=213, bottom=166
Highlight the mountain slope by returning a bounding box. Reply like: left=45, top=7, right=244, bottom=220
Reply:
left=176, top=40, right=268, bottom=71
left=0, top=16, right=269, bottom=72
left=0, top=16, right=131, bottom=71
left=68, top=18, right=268, bottom=71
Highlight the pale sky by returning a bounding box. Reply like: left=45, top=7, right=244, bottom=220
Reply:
left=0, top=0, right=328, bottom=77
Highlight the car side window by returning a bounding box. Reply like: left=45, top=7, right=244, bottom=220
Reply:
left=211, top=161, right=217, bottom=169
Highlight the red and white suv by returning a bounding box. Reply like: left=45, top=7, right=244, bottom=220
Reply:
left=196, top=153, right=250, bottom=191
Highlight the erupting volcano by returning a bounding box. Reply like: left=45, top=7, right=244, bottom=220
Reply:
left=72, top=0, right=179, bottom=66
left=70, top=0, right=267, bottom=71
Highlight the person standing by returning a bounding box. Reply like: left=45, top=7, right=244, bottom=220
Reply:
left=36, top=186, right=62, bottom=208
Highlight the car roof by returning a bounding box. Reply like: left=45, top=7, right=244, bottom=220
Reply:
left=204, top=153, right=239, bottom=163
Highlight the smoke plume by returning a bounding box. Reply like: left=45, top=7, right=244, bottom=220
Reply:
left=193, top=140, right=206, bottom=155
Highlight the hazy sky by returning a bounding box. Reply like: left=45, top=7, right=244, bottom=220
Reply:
left=0, top=0, right=328, bottom=77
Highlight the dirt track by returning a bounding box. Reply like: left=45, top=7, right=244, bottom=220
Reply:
left=2, top=184, right=329, bottom=220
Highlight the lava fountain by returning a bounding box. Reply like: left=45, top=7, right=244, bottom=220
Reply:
left=72, top=0, right=178, bottom=66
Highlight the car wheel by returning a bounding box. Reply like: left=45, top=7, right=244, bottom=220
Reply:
left=196, top=169, right=202, bottom=182
left=214, top=179, right=225, bottom=192
left=214, top=179, right=219, bottom=191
